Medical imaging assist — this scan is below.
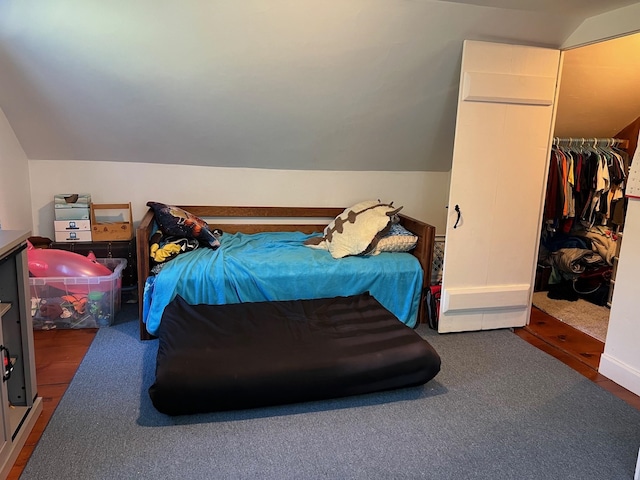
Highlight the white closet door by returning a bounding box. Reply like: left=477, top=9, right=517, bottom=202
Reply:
left=439, top=40, right=561, bottom=333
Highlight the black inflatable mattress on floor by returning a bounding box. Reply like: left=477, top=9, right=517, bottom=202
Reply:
left=149, top=293, right=441, bottom=416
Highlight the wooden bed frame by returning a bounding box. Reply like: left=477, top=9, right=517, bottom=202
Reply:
left=136, top=206, right=436, bottom=340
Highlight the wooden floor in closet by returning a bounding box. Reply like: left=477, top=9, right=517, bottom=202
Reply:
left=6, top=309, right=640, bottom=478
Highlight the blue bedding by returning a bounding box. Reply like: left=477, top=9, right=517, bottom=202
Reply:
left=143, top=231, right=423, bottom=335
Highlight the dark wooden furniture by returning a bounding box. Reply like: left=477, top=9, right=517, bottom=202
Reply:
left=136, top=206, right=436, bottom=340
left=50, top=238, right=137, bottom=288
left=615, top=115, right=639, bottom=160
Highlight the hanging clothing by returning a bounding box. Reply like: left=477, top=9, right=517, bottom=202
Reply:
left=543, top=139, right=628, bottom=228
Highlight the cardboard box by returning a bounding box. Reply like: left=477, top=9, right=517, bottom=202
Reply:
left=29, top=258, right=126, bottom=329
left=54, top=194, right=92, bottom=221
left=90, top=203, right=133, bottom=241
left=54, top=220, right=92, bottom=231
left=54, top=230, right=92, bottom=242
left=54, top=219, right=92, bottom=242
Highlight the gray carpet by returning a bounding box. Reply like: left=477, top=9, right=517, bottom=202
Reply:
left=20, top=305, right=640, bottom=480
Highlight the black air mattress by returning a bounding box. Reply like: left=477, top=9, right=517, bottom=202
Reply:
left=149, top=293, right=441, bottom=416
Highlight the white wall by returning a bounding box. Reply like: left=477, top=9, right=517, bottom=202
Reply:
left=0, top=107, right=32, bottom=231
left=28, top=160, right=450, bottom=238
left=599, top=177, right=640, bottom=396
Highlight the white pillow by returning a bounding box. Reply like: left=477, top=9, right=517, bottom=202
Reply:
left=305, top=200, right=402, bottom=259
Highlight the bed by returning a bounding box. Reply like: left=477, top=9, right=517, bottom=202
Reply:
left=136, top=204, right=440, bottom=414
left=136, top=204, right=437, bottom=340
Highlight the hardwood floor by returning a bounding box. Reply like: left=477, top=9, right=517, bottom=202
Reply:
left=6, top=308, right=640, bottom=478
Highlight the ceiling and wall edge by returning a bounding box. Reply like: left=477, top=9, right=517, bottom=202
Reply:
left=2, top=1, right=639, bottom=174
left=562, top=2, right=640, bottom=48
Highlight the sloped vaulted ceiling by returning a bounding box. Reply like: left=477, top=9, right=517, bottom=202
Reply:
left=0, top=1, right=638, bottom=172
left=554, top=32, right=640, bottom=138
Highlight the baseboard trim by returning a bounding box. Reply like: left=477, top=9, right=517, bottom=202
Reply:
left=599, top=353, right=640, bottom=397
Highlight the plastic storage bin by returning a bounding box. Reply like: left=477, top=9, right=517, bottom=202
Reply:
left=29, top=258, right=127, bottom=329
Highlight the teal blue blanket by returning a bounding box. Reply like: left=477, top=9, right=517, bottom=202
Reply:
left=143, top=231, right=422, bottom=335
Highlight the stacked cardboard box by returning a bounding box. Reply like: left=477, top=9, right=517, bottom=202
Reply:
left=54, top=194, right=92, bottom=242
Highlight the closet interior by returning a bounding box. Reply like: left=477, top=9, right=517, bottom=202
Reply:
left=534, top=123, right=639, bottom=342
left=531, top=30, right=640, bottom=343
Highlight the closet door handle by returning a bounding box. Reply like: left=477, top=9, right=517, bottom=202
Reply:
left=453, top=205, right=461, bottom=229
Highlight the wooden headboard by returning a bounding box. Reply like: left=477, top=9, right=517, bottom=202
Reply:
left=136, top=206, right=436, bottom=340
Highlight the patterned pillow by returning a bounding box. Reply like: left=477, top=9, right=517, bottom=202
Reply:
left=146, top=202, right=221, bottom=248
left=369, top=223, right=418, bottom=255
left=304, top=200, right=402, bottom=259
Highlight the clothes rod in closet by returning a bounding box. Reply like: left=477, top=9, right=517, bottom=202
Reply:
left=552, top=137, right=629, bottom=150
